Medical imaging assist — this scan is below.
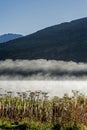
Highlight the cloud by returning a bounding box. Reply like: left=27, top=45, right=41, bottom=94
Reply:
left=0, top=59, right=87, bottom=80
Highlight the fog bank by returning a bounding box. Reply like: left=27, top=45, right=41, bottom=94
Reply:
left=0, top=59, right=87, bottom=80
left=0, top=81, right=87, bottom=97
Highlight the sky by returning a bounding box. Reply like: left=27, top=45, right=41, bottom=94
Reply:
left=0, top=0, right=87, bottom=35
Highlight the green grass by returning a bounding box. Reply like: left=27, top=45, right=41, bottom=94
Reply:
left=0, top=119, right=87, bottom=130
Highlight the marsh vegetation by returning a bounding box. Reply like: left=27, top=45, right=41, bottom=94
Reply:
left=0, top=88, right=87, bottom=129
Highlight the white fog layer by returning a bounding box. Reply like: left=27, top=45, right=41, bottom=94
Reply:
left=0, top=59, right=87, bottom=80
left=0, top=81, right=87, bottom=97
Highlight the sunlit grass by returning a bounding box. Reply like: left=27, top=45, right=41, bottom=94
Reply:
left=0, top=89, right=87, bottom=129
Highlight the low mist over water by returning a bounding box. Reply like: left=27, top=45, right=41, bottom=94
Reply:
left=0, top=59, right=87, bottom=80
left=0, top=81, right=87, bottom=97
left=0, top=60, right=87, bottom=97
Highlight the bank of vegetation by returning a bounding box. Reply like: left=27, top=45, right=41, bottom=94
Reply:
left=0, top=88, right=87, bottom=130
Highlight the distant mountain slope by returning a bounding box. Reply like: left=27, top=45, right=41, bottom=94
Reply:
left=0, top=17, right=87, bottom=62
left=0, top=33, right=23, bottom=43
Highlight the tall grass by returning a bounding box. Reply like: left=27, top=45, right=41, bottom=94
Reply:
left=0, top=88, right=87, bottom=129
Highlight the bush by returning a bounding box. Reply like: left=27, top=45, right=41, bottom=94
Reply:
left=52, top=123, right=61, bottom=130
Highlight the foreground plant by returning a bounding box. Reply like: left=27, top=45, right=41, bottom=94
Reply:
left=0, top=89, right=87, bottom=129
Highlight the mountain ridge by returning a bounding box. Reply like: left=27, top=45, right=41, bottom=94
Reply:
left=0, top=17, right=87, bottom=62
left=0, top=33, right=23, bottom=43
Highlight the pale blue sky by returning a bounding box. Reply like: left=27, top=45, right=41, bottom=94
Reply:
left=0, top=0, right=87, bottom=35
